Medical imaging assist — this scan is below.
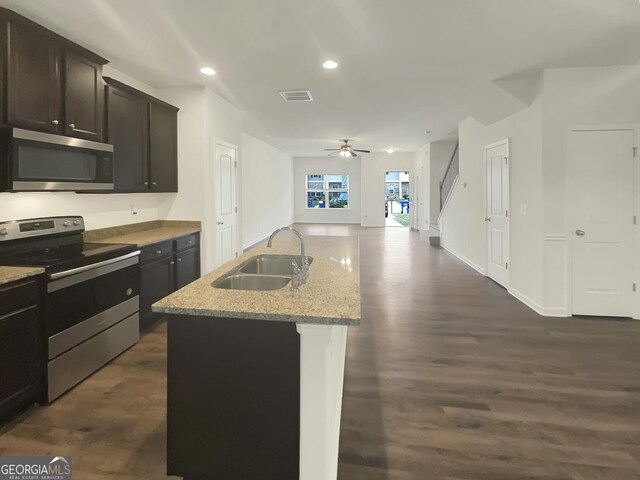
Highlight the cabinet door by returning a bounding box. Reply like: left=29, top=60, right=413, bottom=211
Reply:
left=149, top=101, right=178, bottom=192
left=0, top=305, right=41, bottom=411
left=106, top=85, right=149, bottom=191
left=140, top=255, right=174, bottom=330
left=64, top=51, right=103, bottom=141
left=6, top=21, right=61, bottom=133
left=175, top=247, right=200, bottom=290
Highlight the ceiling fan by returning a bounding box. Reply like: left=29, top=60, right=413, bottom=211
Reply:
left=324, top=139, right=371, bottom=158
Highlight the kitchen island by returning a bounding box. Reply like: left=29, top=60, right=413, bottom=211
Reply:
left=153, top=234, right=360, bottom=480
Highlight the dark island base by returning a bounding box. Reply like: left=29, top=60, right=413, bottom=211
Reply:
left=167, top=314, right=300, bottom=480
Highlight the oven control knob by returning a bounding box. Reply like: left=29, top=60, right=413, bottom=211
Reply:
left=0, top=228, right=8, bottom=236
left=73, top=220, right=80, bottom=226
left=63, top=221, right=71, bottom=227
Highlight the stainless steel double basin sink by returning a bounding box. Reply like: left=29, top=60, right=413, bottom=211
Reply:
left=212, top=254, right=313, bottom=291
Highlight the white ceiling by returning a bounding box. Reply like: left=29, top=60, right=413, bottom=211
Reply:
left=2, top=0, right=639, bottom=156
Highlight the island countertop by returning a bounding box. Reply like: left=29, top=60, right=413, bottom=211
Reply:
left=152, top=234, right=360, bottom=325
left=0, top=266, right=44, bottom=286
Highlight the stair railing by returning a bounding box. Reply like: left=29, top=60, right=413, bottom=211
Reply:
left=439, top=141, right=459, bottom=212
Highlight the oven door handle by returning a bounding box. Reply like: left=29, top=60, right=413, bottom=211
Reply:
left=49, top=250, right=141, bottom=280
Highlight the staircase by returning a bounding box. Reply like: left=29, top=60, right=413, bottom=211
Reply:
left=430, top=141, right=459, bottom=246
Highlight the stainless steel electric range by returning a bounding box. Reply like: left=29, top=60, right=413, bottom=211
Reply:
left=0, top=216, right=141, bottom=401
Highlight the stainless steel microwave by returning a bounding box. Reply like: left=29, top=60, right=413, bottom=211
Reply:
left=1, top=128, right=114, bottom=191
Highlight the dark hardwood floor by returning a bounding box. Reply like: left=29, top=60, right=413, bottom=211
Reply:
left=1, top=225, right=639, bottom=479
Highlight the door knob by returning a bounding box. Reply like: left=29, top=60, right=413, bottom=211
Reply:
left=216, top=221, right=224, bottom=225
left=484, top=217, right=491, bottom=222
left=575, top=229, right=585, bottom=236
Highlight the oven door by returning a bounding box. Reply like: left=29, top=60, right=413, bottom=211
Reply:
left=11, top=128, right=114, bottom=191
left=46, top=252, right=140, bottom=359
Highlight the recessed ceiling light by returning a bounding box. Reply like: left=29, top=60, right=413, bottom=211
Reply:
left=322, top=60, right=338, bottom=70
left=386, top=148, right=395, bottom=154
left=200, top=67, right=216, bottom=76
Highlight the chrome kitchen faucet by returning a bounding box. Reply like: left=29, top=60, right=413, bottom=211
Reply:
left=267, top=227, right=310, bottom=290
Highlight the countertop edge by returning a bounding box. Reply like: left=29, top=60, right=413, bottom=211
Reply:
left=88, top=227, right=201, bottom=247
left=151, top=305, right=361, bottom=326
left=0, top=267, right=45, bottom=286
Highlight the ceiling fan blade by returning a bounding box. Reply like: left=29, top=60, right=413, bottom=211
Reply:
left=324, top=148, right=340, bottom=151
left=350, top=151, right=357, bottom=157
left=353, top=149, right=371, bottom=153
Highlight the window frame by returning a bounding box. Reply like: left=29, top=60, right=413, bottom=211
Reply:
left=305, top=174, right=350, bottom=210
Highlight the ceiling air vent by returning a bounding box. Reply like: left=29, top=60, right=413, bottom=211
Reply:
left=279, top=90, right=314, bottom=102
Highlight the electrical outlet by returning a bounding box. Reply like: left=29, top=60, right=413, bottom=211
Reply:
left=131, top=206, right=139, bottom=215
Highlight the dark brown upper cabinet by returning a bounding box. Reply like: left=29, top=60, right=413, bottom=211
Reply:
left=149, top=101, right=178, bottom=192
left=104, top=77, right=179, bottom=193
left=0, top=8, right=107, bottom=141
left=105, top=82, right=149, bottom=191
left=64, top=52, right=104, bottom=141
left=6, top=21, right=61, bottom=133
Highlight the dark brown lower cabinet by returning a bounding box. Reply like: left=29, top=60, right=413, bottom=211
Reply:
left=140, top=255, right=175, bottom=331
left=175, top=247, right=200, bottom=290
left=139, top=233, right=200, bottom=331
left=167, top=314, right=300, bottom=480
left=0, top=277, right=44, bottom=422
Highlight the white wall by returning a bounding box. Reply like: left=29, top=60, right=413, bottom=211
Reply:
left=293, top=157, right=362, bottom=224
left=0, top=64, right=286, bottom=275
left=540, top=65, right=640, bottom=314
left=361, top=153, right=414, bottom=227
left=413, top=143, right=429, bottom=232
left=440, top=95, right=544, bottom=307
left=241, top=133, right=294, bottom=247
left=158, top=86, right=244, bottom=273
left=0, top=66, right=175, bottom=230
left=439, top=64, right=640, bottom=316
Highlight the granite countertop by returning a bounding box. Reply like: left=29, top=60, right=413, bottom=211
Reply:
left=153, top=235, right=361, bottom=326
left=0, top=266, right=45, bottom=286
left=84, top=220, right=201, bottom=247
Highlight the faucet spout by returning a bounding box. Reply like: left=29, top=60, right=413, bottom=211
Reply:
left=267, top=227, right=310, bottom=289
left=267, top=227, right=305, bottom=260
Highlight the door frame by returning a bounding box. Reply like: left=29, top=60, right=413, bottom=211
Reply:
left=484, top=138, right=511, bottom=286
left=566, top=124, right=640, bottom=319
left=384, top=170, right=411, bottom=227
left=213, top=139, right=240, bottom=268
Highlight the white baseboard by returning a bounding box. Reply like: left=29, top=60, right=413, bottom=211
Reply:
left=507, top=287, right=545, bottom=315
left=507, top=287, right=569, bottom=317
left=440, top=242, right=486, bottom=275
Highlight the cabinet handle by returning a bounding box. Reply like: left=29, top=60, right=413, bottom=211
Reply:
left=177, top=258, right=182, bottom=262
left=143, top=181, right=149, bottom=185
left=51, top=119, right=59, bottom=125
left=156, top=250, right=162, bottom=254
left=152, top=182, right=157, bottom=186
left=68, top=123, right=75, bottom=129
left=170, top=261, right=175, bottom=265
left=187, top=240, right=193, bottom=244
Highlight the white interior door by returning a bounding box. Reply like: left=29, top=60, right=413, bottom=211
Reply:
left=485, top=140, right=510, bottom=288
left=569, top=130, right=634, bottom=317
left=214, top=143, right=238, bottom=268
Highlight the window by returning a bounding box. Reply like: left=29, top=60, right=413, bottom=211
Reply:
left=305, top=174, right=349, bottom=209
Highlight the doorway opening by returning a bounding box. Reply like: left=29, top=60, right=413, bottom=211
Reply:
left=385, top=171, right=410, bottom=227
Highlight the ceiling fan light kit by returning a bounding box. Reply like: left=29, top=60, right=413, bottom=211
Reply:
left=324, top=139, right=371, bottom=157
